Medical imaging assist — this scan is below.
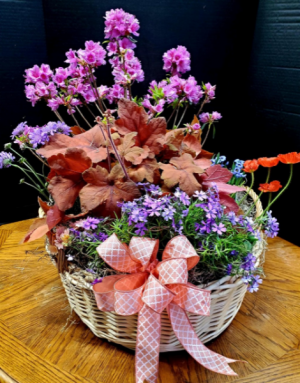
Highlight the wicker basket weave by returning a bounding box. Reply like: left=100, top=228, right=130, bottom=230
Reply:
left=55, top=189, right=265, bottom=352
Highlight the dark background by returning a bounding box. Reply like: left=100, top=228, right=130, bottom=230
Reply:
left=1, top=0, right=300, bottom=244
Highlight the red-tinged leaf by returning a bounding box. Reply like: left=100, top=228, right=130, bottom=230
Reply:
left=209, top=182, right=245, bottom=194
left=182, top=134, right=202, bottom=157
left=21, top=218, right=49, bottom=244
left=159, top=153, right=205, bottom=196
left=200, top=164, right=233, bottom=185
left=117, top=132, right=148, bottom=165
left=194, top=158, right=212, bottom=169
left=163, top=129, right=201, bottom=159
left=37, top=125, right=108, bottom=163
left=47, top=148, right=92, bottom=211
left=128, top=159, right=160, bottom=183
left=197, top=149, right=214, bottom=159
left=115, top=99, right=166, bottom=156
left=219, top=192, right=240, bottom=214
left=38, top=197, right=51, bottom=214
left=80, top=164, right=141, bottom=217
left=71, top=125, right=86, bottom=135
left=46, top=205, right=64, bottom=230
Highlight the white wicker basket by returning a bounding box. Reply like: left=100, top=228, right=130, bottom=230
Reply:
left=53, top=189, right=265, bottom=352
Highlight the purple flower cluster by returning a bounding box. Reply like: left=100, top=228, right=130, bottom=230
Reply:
left=199, top=111, right=222, bottom=124
left=264, top=211, right=279, bottom=238
left=194, top=185, right=227, bottom=236
left=0, top=152, right=15, bottom=169
left=104, top=8, right=140, bottom=40
left=109, top=49, right=144, bottom=86
left=162, top=46, right=191, bottom=76
left=202, top=82, right=216, bottom=102
left=104, top=10, right=144, bottom=91
left=11, top=121, right=71, bottom=149
left=121, top=186, right=191, bottom=236
left=25, top=64, right=57, bottom=107
left=142, top=74, right=203, bottom=117
left=77, top=41, right=106, bottom=67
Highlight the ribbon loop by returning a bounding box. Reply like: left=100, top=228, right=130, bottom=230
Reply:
left=129, top=237, right=159, bottom=271
left=168, top=284, right=211, bottom=316
left=162, top=236, right=199, bottom=270
left=142, top=275, right=175, bottom=313
left=114, top=273, right=148, bottom=315
left=156, top=258, right=188, bottom=285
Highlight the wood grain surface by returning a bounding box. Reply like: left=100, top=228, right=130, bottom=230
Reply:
left=0, top=220, right=299, bottom=383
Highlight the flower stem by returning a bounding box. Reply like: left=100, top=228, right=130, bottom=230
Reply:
left=238, top=172, right=254, bottom=206
left=22, top=180, right=48, bottom=198
left=28, top=148, right=49, bottom=167
left=9, top=147, right=46, bottom=187
left=167, top=108, right=176, bottom=125
left=197, top=96, right=208, bottom=115
left=84, top=103, right=96, bottom=119
left=105, top=116, right=130, bottom=181
left=201, top=122, right=212, bottom=148
left=53, top=110, right=65, bottom=123
left=172, top=104, right=180, bottom=129
left=75, top=106, right=92, bottom=129
left=261, top=164, right=293, bottom=216
left=128, top=85, right=133, bottom=101
left=13, top=164, right=48, bottom=199
left=177, top=104, right=188, bottom=127
left=69, top=109, right=81, bottom=127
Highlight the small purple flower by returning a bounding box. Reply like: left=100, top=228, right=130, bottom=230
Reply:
left=0, top=152, right=15, bottom=169
left=172, top=219, right=183, bottom=235
left=193, top=190, right=207, bottom=201
left=79, top=217, right=101, bottom=230
left=162, top=206, right=176, bottom=221
left=230, top=250, right=238, bottom=256
left=86, top=268, right=96, bottom=274
left=241, top=253, right=256, bottom=272
left=227, top=212, right=237, bottom=225
left=135, top=222, right=147, bottom=236
left=212, top=222, right=227, bottom=235
left=182, top=209, right=189, bottom=217
left=197, top=220, right=212, bottom=234
left=97, top=232, right=108, bottom=242
left=247, top=275, right=263, bottom=293
left=91, top=277, right=103, bottom=285
left=11, top=122, right=28, bottom=138
left=226, top=264, right=232, bottom=275
left=28, top=128, right=48, bottom=148
left=148, top=184, right=162, bottom=196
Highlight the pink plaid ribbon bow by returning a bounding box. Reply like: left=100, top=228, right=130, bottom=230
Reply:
left=93, top=234, right=238, bottom=383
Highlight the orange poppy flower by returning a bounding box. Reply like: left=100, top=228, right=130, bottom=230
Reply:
left=258, top=180, right=282, bottom=193
left=258, top=157, right=279, bottom=167
left=278, top=152, right=300, bottom=164
left=243, top=159, right=259, bottom=173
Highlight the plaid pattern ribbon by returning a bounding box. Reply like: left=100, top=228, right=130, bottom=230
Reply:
left=93, top=234, right=238, bottom=383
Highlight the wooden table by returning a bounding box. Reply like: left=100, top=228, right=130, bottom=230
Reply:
left=0, top=219, right=299, bottom=383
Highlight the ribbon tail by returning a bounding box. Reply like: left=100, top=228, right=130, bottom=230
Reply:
left=167, top=302, right=238, bottom=376
left=135, top=304, right=161, bottom=383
